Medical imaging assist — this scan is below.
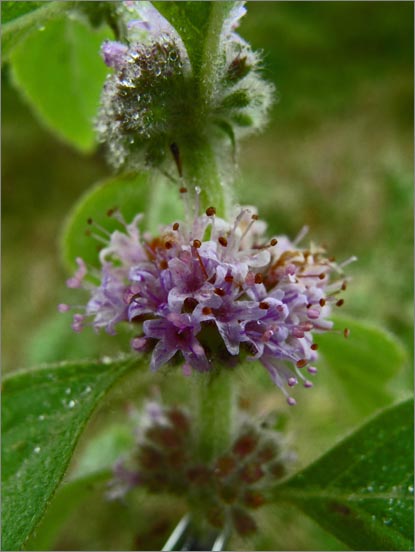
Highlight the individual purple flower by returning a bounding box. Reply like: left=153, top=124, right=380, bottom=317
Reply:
left=101, top=40, right=129, bottom=71
left=63, top=195, right=354, bottom=405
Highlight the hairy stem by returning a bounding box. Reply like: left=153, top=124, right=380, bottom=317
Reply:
left=180, top=133, right=228, bottom=217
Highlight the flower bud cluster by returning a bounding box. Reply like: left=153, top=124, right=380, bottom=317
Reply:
left=109, top=402, right=292, bottom=536
left=62, top=200, right=353, bottom=405
left=96, top=2, right=273, bottom=171
left=97, top=38, right=186, bottom=169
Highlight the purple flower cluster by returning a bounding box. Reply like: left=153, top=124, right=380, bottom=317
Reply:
left=62, top=197, right=352, bottom=404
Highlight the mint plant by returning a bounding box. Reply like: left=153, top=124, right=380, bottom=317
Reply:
left=2, top=2, right=413, bottom=551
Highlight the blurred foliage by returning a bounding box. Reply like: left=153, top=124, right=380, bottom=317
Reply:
left=2, top=2, right=413, bottom=550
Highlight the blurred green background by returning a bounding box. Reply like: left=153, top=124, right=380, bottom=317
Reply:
left=2, top=2, right=413, bottom=550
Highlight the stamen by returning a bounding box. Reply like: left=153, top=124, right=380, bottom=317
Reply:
left=339, top=256, right=358, bottom=269
left=259, top=302, right=269, bottom=310
left=344, top=327, right=350, bottom=338
left=336, top=299, right=344, bottom=307
left=106, top=206, right=118, bottom=217
left=254, top=273, right=263, bottom=284
left=173, top=222, right=180, bottom=231
left=296, top=359, right=307, bottom=368
left=293, top=225, right=309, bottom=245
left=194, top=247, right=209, bottom=279
left=310, top=343, right=319, bottom=350
left=85, top=217, right=112, bottom=239
left=239, top=218, right=257, bottom=242
left=218, top=237, right=228, bottom=247
left=206, top=206, right=216, bottom=216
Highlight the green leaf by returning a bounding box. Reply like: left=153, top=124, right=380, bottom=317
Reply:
left=1, top=1, right=69, bottom=60
left=273, top=399, right=414, bottom=551
left=9, top=15, right=111, bottom=152
left=1, top=1, right=46, bottom=24
left=1, top=356, right=139, bottom=551
left=26, top=422, right=135, bottom=550
left=319, top=315, right=407, bottom=416
left=61, top=172, right=184, bottom=271
left=25, top=469, right=110, bottom=551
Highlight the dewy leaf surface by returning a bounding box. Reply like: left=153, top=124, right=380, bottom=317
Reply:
left=319, top=315, right=407, bottom=416
left=10, top=15, right=111, bottom=151
left=62, top=173, right=184, bottom=271
left=1, top=357, right=138, bottom=551
left=273, top=399, right=414, bottom=551
left=26, top=424, right=135, bottom=551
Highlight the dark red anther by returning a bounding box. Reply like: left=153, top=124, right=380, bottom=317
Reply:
left=202, top=306, right=212, bottom=315
left=270, top=238, right=278, bottom=246
left=336, top=298, right=344, bottom=307
left=259, top=302, right=269, bottom=310
left=296, top=359, right=307, bottom=368
left=192, top=239, right=201, bottom=248
left=254, top=273, right=263, bottom=284
left=173, top=222, right=180, bottom=231
left=107, top=206, right=118, bottom=217
left=311, top=343, right=319, bottom=351
left=206, top=206, right=216, bottom=216
left=319, top=298, right=326, bottom=307
left=214, top=287, right=226, bottom=296
left=218, top=236, right=228, bottom=247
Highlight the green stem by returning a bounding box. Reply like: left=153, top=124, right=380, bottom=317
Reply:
left=198, top=2, right=233, bottom=106
left=180, top=134, right=228, bottom=218
left=193, top=370, right=235, bottom=463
